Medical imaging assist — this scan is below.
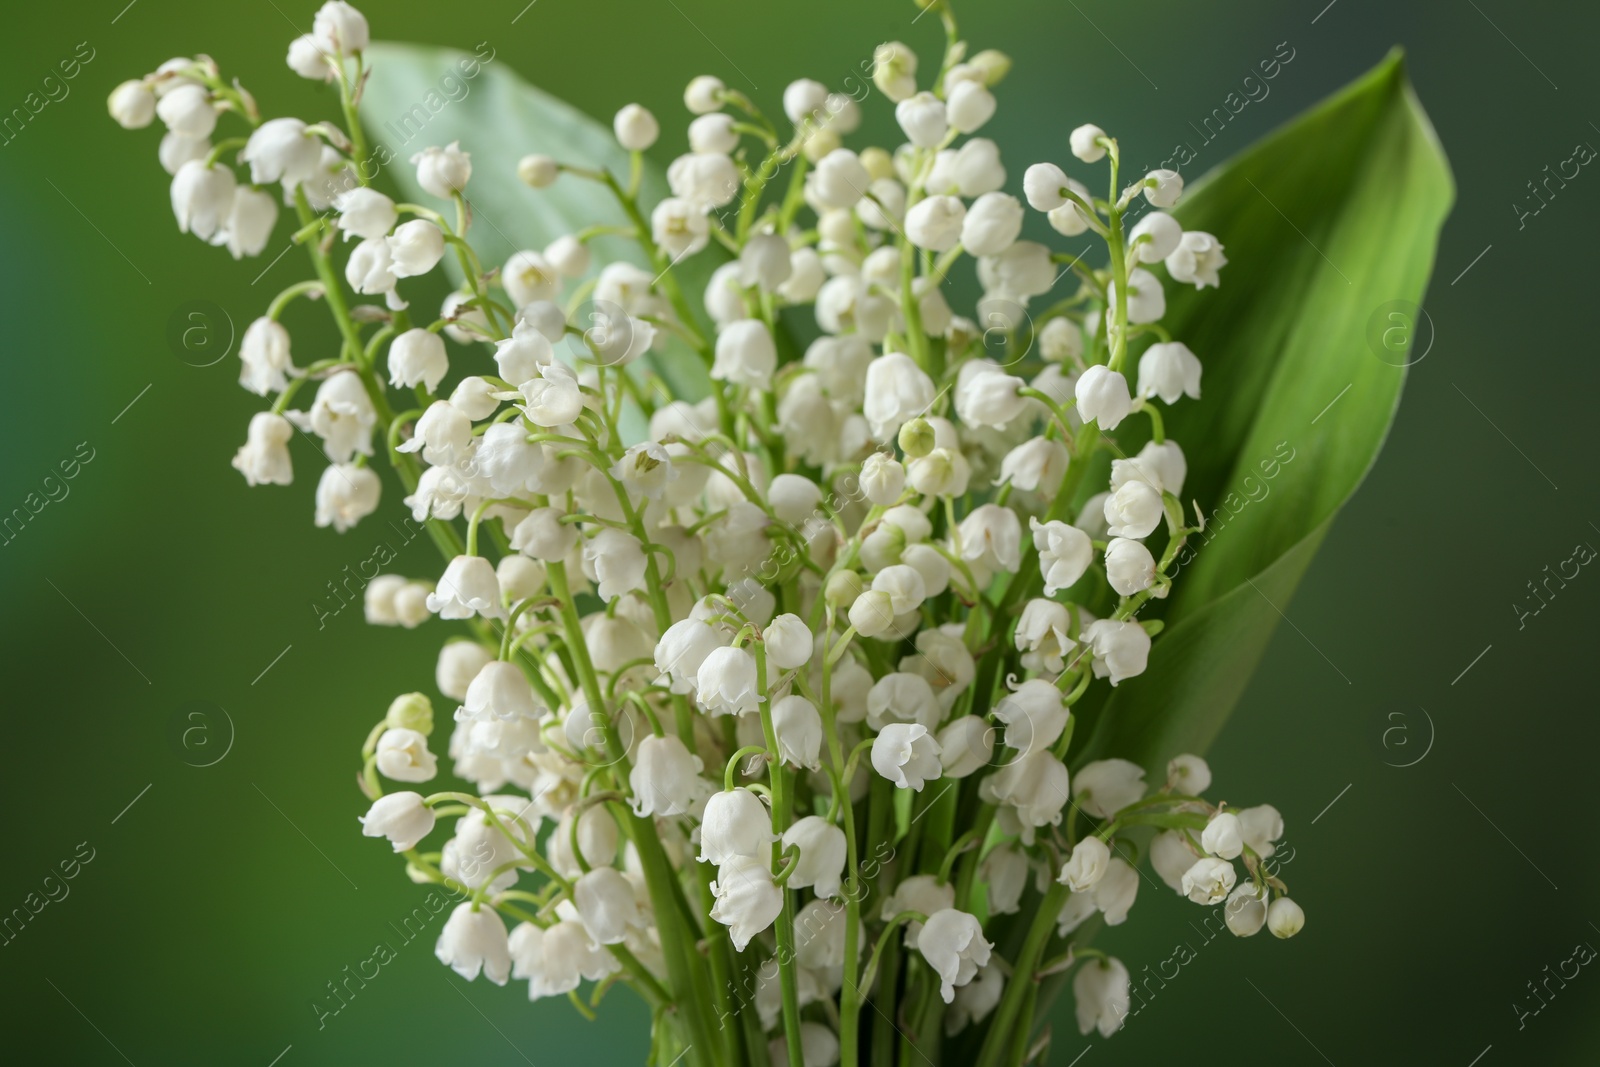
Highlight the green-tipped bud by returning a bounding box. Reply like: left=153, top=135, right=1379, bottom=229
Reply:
left=899, top=417, right=936, bottom=459
left=825, top=570, right=866, bottom=609
left=386, top=692, right=435, bottom=735
left=970, top=49, right=1012, bottom=87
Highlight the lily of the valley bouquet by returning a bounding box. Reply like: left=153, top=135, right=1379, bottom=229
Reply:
left=106, top=2, right=1452, bottom=1063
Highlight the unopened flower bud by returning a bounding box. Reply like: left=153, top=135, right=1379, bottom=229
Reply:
left=518, top=154, right=559, bottom=188
left=898, top=417, right=936, bottom=459
left=1267, top=897, right=1305, bottom=939
left=613, top=103, right=659, bottom=151
left=108, top=80, right=156, bottom=129
left=826, top=570, right=866, bottom=609
left=386, top=692, right=434, bottom=735
left=1070, top=123, right=1107, bottom=163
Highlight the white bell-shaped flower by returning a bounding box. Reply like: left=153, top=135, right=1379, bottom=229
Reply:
left=170, top=159, right=235, bottom=239
left=397, top=400, right=472, bottom=466
left=880, top=874, right=953, bottom=945
left=1238, top=804, right=1285, bottom=859
left=437, top=642, right=493, bottom=702
left=992, top=678, right=1069, bottom=754
left=427, top=555, right=505, bottom=621
left=937, top=716, right=992, bottom=778
left=359, top=791, right=435, bottom=852
left=739, top=231, right=793, bottom=291
left=335, top=187, right=397, bottom=241
left=653, top=618, right=724, bottom=695
left=918, top=909, right=992, bottom=1004
left=1181, top=856, right=1237, bottom=905
left=1225, top=882, right=1268, bottom=937
left=871, top=565, right=927, bottom=617
left=783, top=816, right=847, bottom=899
left=947, top=961, right=1004, bottom=1035
left=712, top=319, right=778, bottom=390
left=980, top=844, right=1031, bottom=915
left=772, top=694, right=823, bottom=771
left=866, top=672, right=941, bottom=732
left=435, top=903, right=511, bottom=985
left=287, top=34, right=335, bottom=81
left=1072, top=758, right=1146, bottom=819
left=521, top=362, right=585, bottom=428
left=1059, top=835, right=1111, bottom=893
left=652, top=197, right=710, bottom=259
left=376, top=727, right=437, bottom=782
left=709, top=852, right=784, bottom=951
left=389, top=219, right=445, bottom=277
left=1128, top=210, right=1182, bottom=263
left=894, top=91, right=947, bottom=148
left=1094, top=857, right=1139, bottom=925
left=1074, top=365, right=1132, bottom=430
left=313, top=463, right=380, bottom=532
left=461, top=660, right=539, bottom=722
left=583, top=529, right=647, bottom=604
left=411, top=141, right=472, bottom=199
left=946, top=80, right=995, bottom=133
left=1030, top=518, right=1093, bottom=596
left=232, top=412, right=294, bottom=487
left=510, top=920, right=618, bottom=999
left=1137, top=341, right=1203, bottom=404
left=156, top=84, right=218, bottom=139
left=1166, top=231, right=1228, bottom=288
left=955, top=369, right=1027, bottom=429
left=960, top=192, right=1023, bottom=257
left=295, top=372, right=377, bottom=462
left=695, top=645, right=760, bottom=716
left=239, top=317, right=293, bottom=396
left=1145, top=168, right=1184, bottom=207
left=860, top=452, right=907, bottom=506
left=1104, top=537, right=1157, bottom=596
left=978, top=751, right=1070, bottom=835
left=344, top=236, right=400, bottom=304
left=573, top=867, right=641, bottom=945
left=511, top=507, right=578, bottom=563
left=387, top=328, right=448, bottom=393
left=629, top=734, right=703, bottom=817
left=312, top=0, right=369, bottom=52
left=108, top=80, right=156, bottom=129
left=1201, top=811, right=1244, bottom=859
left=218, top=187, right=277, bottom=259
left=667, top=152, right=740, bottom=210
left=700, top=788, right=776, bottom=865
left=1022, top=162, right=1070, bottom=211
left=763, top=613, right=813, bottom=670
left=242, top=116, right=322, bottom=186
left=905, top=195, right=966, bottom=252
left=1167, top=753, right=1212, bottom=795
left=1073, top=956, right=1130, bottom=1037
left=998, top=437, right=1068, bottom=495
left=871, top=723, right=943, bottom=791
left=1103, top=479, right=1163, bottom=539
left=1084, top=619, right=1151, bottom=685
left=958, top=504, right=1022, bottom=573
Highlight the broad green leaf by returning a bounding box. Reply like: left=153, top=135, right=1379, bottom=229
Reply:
left=359, top=41, right=717, bottom=403
left=1080, top=51, right=1453, bottom=770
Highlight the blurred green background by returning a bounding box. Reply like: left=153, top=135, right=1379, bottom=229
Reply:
left=3, top=0, right=1597, bottom=1063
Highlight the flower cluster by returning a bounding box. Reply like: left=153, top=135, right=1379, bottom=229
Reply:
left=110, top=3, right=1303, bottom=1064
